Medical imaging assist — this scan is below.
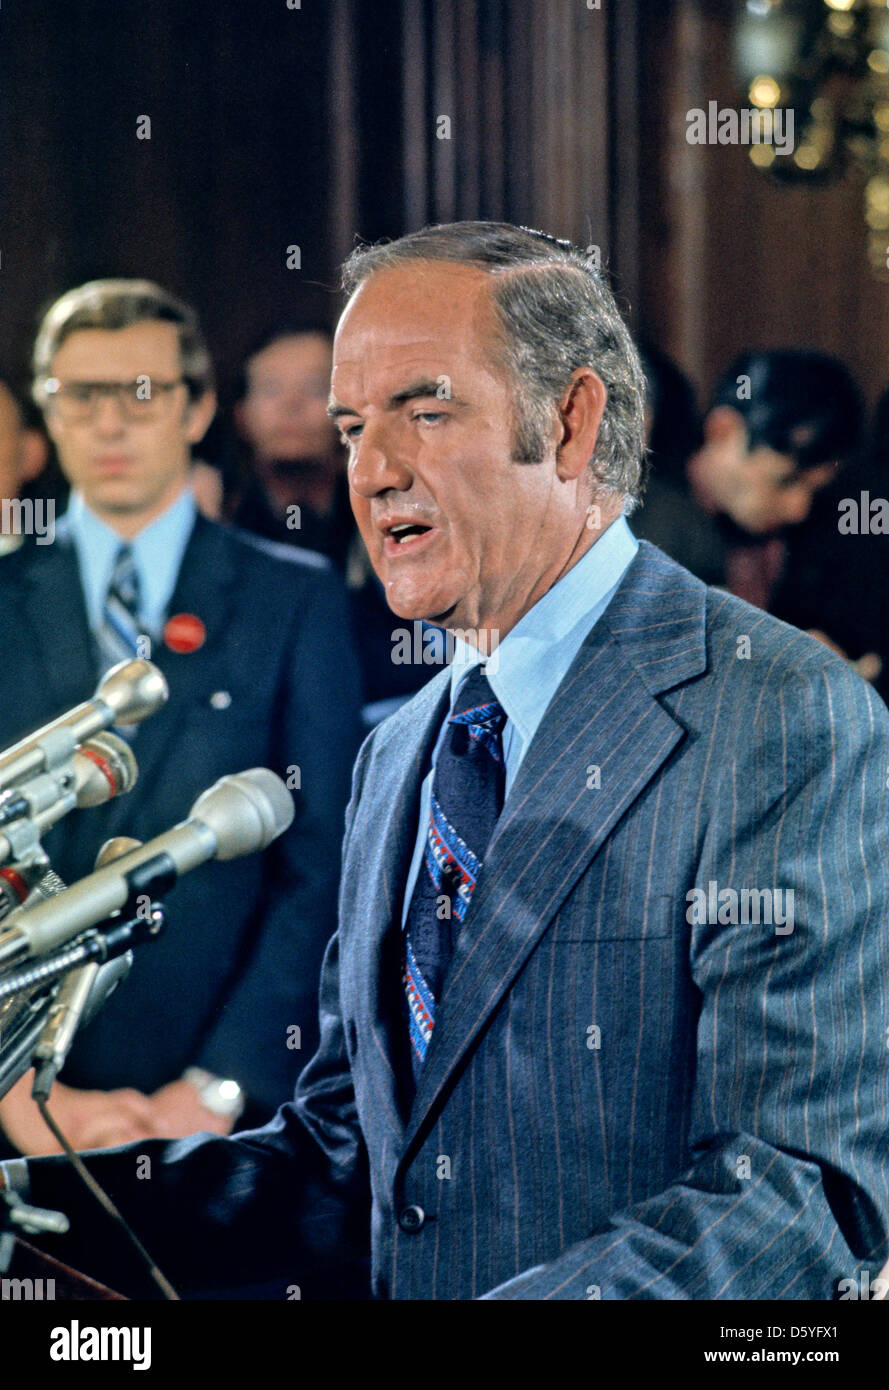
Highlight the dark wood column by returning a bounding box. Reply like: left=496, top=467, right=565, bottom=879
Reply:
left=330, top=1, right=634, bottom=290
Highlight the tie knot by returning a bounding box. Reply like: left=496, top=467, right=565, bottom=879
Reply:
left=109, top=544, right=140, bottom=599
left=449, top=665, right=505, bottom=731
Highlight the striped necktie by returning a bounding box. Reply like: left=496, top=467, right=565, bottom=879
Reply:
left=97, top=543, right=144, bottom=670
left=403, top=665, right=506, bottom=1076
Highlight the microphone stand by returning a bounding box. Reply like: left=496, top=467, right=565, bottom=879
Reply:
left=0, top=904, right=167, bottom=1001
left=0, top=1188, right=69, bottom=1276
left=0, top=894, right=180, bottom=1299
left=0, top=901, right=167, bottom=1101
left=0, top=986, right=59, bottom=1108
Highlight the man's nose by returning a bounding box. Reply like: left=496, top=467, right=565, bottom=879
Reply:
left=348, top=420, right=412, bottom=497
left=91, top=392, right=129, bottom=434
left=281, top=391, right=311, bottom=418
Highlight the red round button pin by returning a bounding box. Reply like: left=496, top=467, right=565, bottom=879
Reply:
left=163, top=613, right=206, bottom=654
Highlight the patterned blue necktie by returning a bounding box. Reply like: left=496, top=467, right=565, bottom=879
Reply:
left=403, top=665, right=506, bottom=1076
left=97, top=544, right=143, bottom=671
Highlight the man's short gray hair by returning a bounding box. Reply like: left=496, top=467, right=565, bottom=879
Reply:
left=341, top=222, right=647, bottom=508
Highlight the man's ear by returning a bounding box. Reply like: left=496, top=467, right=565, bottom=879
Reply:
left=555, top=368, right=608, bottom=482
left=185, top=389, right=217, bottom=445
left=703, top=405, right=747, bottom=449
left=19, top=429, right=48, bottom=485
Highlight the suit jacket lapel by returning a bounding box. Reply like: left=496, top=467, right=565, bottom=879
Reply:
left=344, top=671, right=451, bottom=1156
left=401, top=543, right=708, bottom=1158
left=18, top=539, right=96, bottom=717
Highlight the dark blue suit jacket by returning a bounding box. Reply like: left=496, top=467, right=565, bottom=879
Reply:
left=22, top=543, right=889, bottom=1298
left=0, top=515, right=363, bottom=1117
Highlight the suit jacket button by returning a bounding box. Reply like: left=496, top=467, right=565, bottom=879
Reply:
left=398, top=1204, right=425, bottom=1233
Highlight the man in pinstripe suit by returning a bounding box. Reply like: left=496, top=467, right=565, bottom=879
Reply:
left=5, top=222, right=889, bottom=1300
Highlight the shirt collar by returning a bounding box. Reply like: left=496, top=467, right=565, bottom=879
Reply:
left=60, top=487, right=197, bottom=632
left=448, top=515, right=638, bottom=745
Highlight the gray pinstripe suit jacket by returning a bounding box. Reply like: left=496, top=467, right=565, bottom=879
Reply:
left=25, top=542, right=889, bottom=1299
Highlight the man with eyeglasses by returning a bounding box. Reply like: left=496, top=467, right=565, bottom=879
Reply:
left=0, top=278, right=362, bottom=1159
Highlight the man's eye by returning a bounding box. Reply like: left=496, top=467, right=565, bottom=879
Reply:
left=340, top=423, right=363, bottom=442
left=413, top=411, right=444, bottom=425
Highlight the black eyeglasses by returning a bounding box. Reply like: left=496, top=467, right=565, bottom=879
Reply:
left=39, top=377, right=187, bottom=422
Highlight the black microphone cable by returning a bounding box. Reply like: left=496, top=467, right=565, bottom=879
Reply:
left=33, top=1096, right=179, bottom=1301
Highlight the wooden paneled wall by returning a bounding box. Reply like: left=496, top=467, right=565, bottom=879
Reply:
left=1, top=0, right=879, bottom=412
left=332, top=1, right=624, bottom=252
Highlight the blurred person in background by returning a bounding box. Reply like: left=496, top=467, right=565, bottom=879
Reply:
left=638, top=342, right=701, bottom=483
left=768, top=381, right=889, bottom=702
left=0, top=279, right=362, bottom=1157
left=0, top=372, right=50, bottom=553
left=633, top=348, right=862, bottom=614
left=231, top=323, right=354, bottom=566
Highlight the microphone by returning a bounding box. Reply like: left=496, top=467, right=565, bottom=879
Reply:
left=0, top=731, right=138, bottom=820
left=71, top=732, right=139, bottom=808
left=0, top=839, right=137, bottom=1100
left=0, top=768, right=294, bottom=965
left=94, top=836, right=144, bottom=865
left=32, top=953, right=133, bottom=1105
left=0, top=731, right=138, bottom=866
left=31, top=955, right=134, bottom=1096
left=0, top=863, right=64, bottom=924
left=0, top=659, right=167, bottom=792
left=0, top=850, right=130, bottom=1100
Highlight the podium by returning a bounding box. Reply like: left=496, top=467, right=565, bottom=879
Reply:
left=7, top=1237, right=125, bottom=1300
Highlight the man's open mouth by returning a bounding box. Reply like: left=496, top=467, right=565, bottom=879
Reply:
left=389, top=522, right=433, bottom=544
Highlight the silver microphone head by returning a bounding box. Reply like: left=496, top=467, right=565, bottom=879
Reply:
left=190, top=768, right=295, bottom=861
left=94, top=835, right=143, bottom=868
left=82, top=953, right=133, bottom=1025
left=74, top=732, right=139, bottom=807
left=95, top=659, right=169, bottom=727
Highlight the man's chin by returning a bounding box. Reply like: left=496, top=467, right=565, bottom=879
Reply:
left=383, top=586, right=459, bottom=626
left=725, top=511, right=783, bottom=541
left=88, top=493, right=144, bottom=515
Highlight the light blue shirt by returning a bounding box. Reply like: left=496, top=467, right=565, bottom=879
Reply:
left=401, top=515, right=639, bottom=925
left=59, top=487, right=197, bottom=638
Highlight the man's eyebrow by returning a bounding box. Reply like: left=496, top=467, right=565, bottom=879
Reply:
left=327, top=379, right=468, bottom=420
left=389, top=379, right=467, bottom=407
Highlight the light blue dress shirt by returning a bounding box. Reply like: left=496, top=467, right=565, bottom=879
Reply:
left=401, top=515, right=639, bottom=925
left=59, top=487, right=198, bottom=639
